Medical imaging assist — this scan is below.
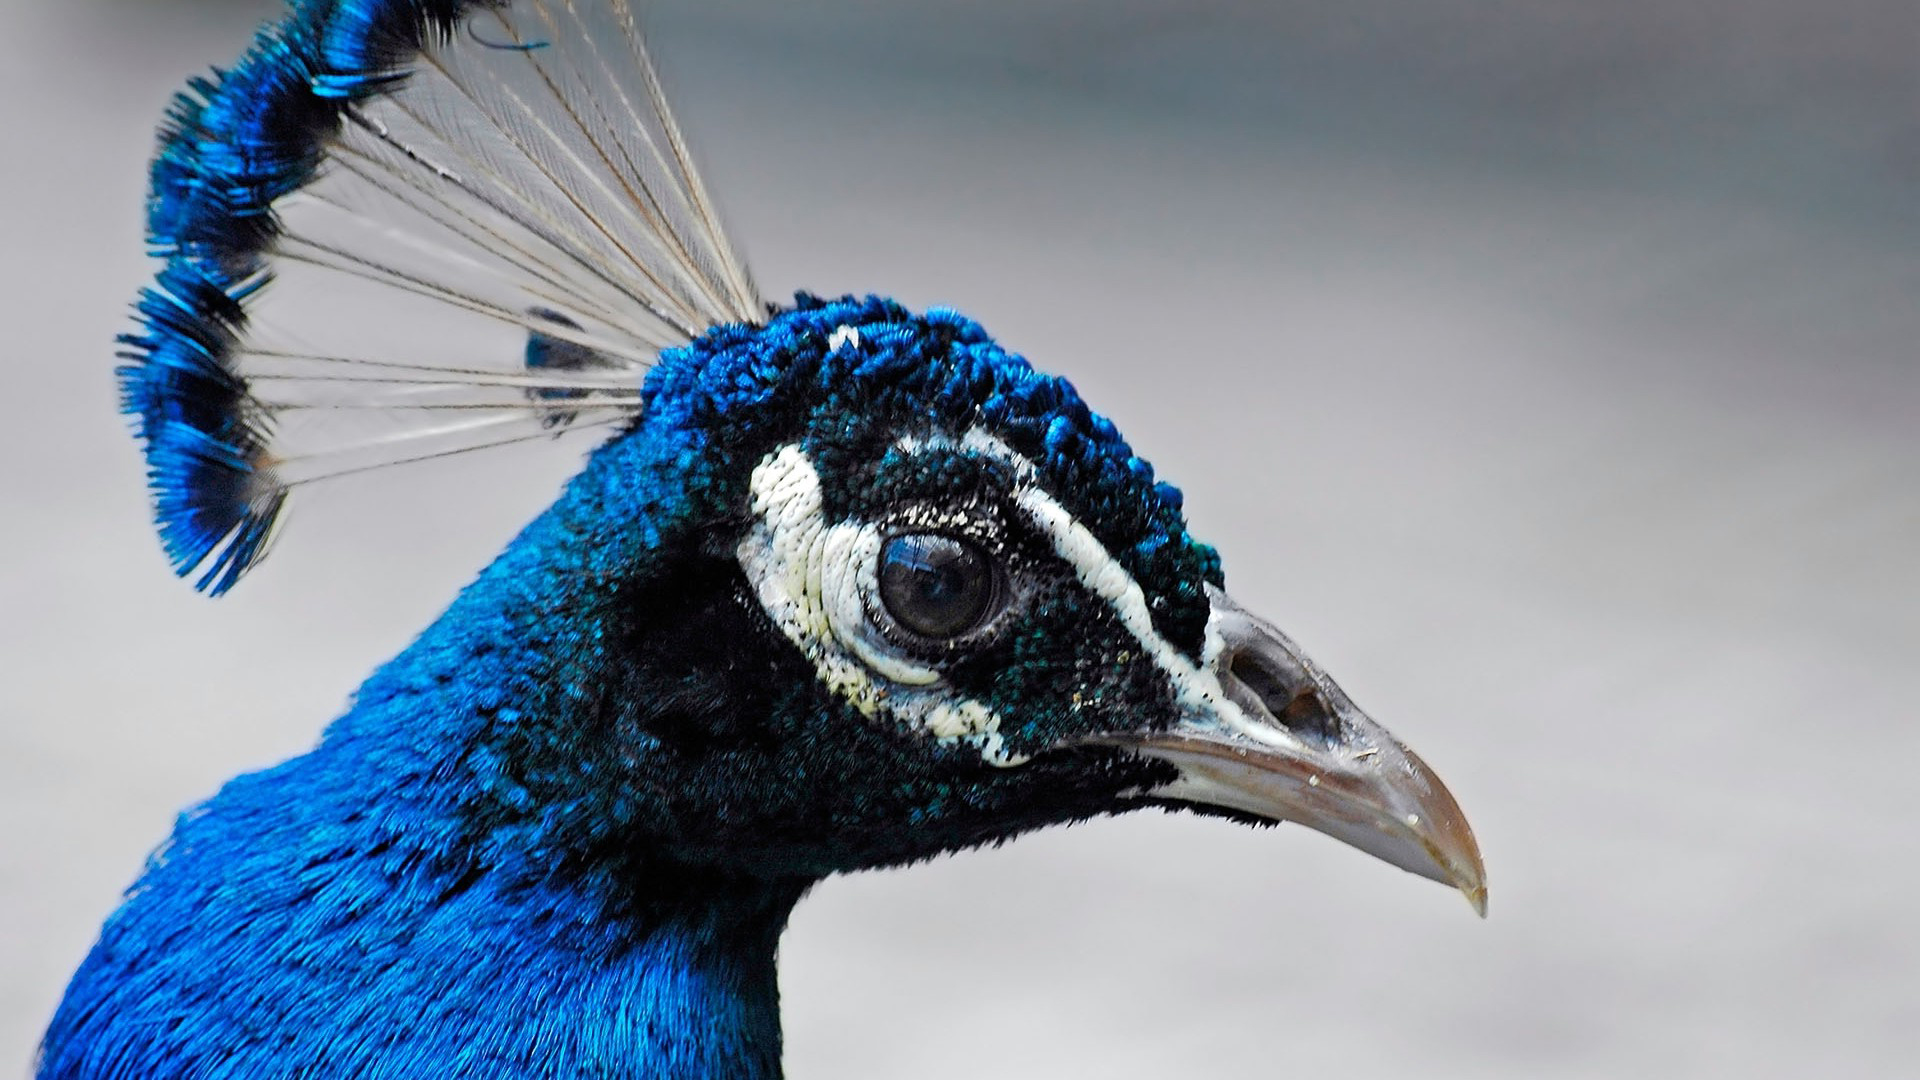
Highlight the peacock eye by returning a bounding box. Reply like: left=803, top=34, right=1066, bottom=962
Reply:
left=877, top=533, right=1001, bottom=641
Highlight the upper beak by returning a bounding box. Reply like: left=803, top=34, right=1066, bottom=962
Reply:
left=1096, top=587, right=1487, bottom=915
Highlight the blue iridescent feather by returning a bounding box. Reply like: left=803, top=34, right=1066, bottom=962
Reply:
left=121, top=0, right=491, bottom=592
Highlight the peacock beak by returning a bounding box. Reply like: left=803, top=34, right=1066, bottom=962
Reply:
left=1095, top=587, right=1487, bottom=915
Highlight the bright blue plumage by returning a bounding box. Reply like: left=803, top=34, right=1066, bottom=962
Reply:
left=53, top=3, right=1486, bottom=1077
left=124, top=1, right=472, bottom=591
left=55, top=299, right=1202, bottom=1076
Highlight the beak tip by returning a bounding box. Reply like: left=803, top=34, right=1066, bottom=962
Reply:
left=1436, top=836, right=1488, bottom=920
left=1415, top=837, right=1487, bottom=918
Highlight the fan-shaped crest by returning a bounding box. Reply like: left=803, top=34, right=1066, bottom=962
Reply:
left=120, top=0, right=761, bottom=592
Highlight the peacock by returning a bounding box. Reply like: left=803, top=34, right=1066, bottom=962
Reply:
left=40, top=2, right=1485, bottom=1077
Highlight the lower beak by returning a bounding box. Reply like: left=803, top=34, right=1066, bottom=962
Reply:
left=1097, top=588, right=1487, bottom=915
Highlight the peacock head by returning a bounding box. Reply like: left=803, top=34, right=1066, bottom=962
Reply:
left=113, top=0, right=1483, bottom=918
left=521, top=293, right=1484, bottom=909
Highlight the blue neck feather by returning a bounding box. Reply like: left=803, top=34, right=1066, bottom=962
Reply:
left=41, top=423, right=805, bottom=1079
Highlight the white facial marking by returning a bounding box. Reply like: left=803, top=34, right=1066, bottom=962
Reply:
left=740, top=443, right=1027, bottom=766
left=739, top=424, right=1295, bottom=775
left=945, top=430, right=1302, bottom=752
left=827, top=324, right=861, bottom=352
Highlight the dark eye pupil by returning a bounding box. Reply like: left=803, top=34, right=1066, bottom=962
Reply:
left=878, top=534, right=996, bottom=640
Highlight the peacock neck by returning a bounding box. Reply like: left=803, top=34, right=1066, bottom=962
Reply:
left=45, top=642, right=810, bottom=1078
left=344, top=864, right=807, bottom=1080
left=43, top=439, right=814, bottom=1078
left=279, top=444, right=810, bottom=1077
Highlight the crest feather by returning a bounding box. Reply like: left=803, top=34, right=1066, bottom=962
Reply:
left=121, top=0, right=759, bottom=592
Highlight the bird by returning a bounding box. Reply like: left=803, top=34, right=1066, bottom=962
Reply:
left=40, top=1, right=1485, bottom=1077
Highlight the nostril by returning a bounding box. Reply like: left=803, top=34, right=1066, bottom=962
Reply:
left=1227, top=650, right=1342, bottom=749
left=1276, top=686, right=1341, bottom=749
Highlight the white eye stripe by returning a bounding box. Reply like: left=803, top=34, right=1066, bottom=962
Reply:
left=825, top=525, right=940, bottom=687
left=940, top=429, right=1299, bottom=750
left=739, top=443, right=1023, bottom=765
left=737, top=428, right=1297, bottom=767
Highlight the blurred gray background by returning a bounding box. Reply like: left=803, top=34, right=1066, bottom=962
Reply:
left=3, top=0, right=1916, bottom=1076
